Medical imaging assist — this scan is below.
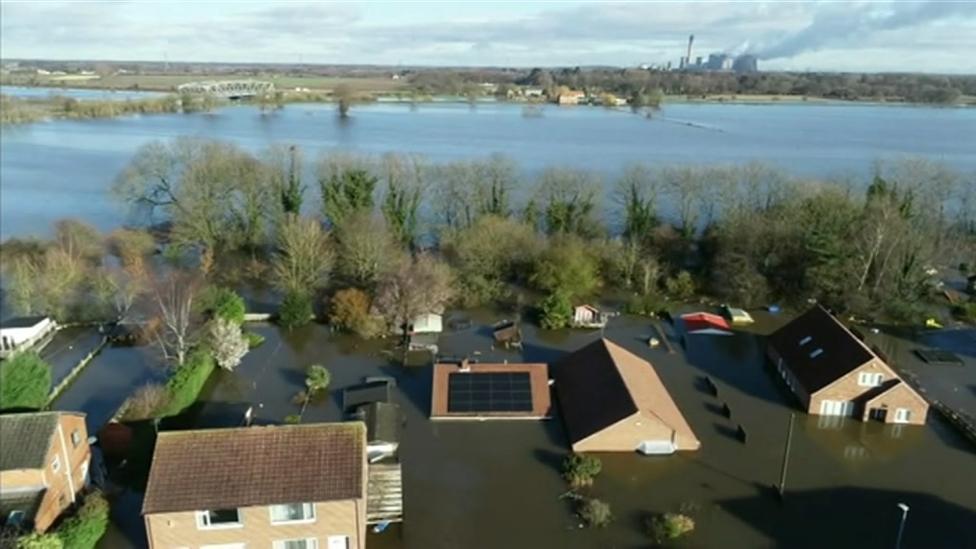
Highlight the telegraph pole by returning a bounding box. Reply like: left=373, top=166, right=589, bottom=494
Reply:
left=777, top=413, right=796, bottom=498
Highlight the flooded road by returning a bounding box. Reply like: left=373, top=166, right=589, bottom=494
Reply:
left=91, top=310, right=976, bottom=549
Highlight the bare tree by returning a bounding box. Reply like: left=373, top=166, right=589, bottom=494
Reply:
left=334, top=213, right=400, bottom=289
left=151, top=272, right=200, bottom=366
left=273, top=216, right=333, bottom=296
left=374, top=254, right=454, bottom=337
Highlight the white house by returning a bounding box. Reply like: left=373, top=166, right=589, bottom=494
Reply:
left=410, top=313, right=443, bottom=334
left=0, top=316, right=57, bottom=358
left=573, top=305, right=608, bottom=328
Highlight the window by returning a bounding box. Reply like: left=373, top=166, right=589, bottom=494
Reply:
left=274, top=539, right=318, bottom=549
left=858, top=372, right=884, bottom=387
left=799, top=336, right=812, bottom=346
left=80, top=460, right=90, bottom=484
left=809, top=348, right=824, bottom=358
left=6, top=510, right=25, bottom=527
left=71, top=429, right=82, bottom=448
left=51, top=456, right=61, bottom=473
left=196, top=509, right=242, bottom=529
left=894, top=408, right=912, bottom=424
left=327, top=537, right=349, bottom=549
left=269, top=503, right=315, bottom=524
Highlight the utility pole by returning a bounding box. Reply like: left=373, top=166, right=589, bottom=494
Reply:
left=895, top=503, right=910, bottom=549
left=777, top=412, right=796, bottom=498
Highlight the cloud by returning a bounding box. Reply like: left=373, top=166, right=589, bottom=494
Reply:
left=1, top=1, right=974, bottom=73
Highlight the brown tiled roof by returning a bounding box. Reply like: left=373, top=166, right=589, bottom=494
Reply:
left=142, top=422, right=365, bottom=515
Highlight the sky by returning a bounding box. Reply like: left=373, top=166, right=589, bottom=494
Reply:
left=1, top=1, right=975, bottom=73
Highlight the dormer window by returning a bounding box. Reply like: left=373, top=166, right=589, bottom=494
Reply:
left=810, top=348, right=824, bottom=358
left=799, top=336, right=813, bottom=346
left=858, top=372, right=884, bottom=387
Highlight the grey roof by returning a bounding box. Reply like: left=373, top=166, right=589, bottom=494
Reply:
left=767, top=306, right=875, bottom=394
left=355, top=402, right=400, bottom=444
left=343, top=381, right=392, bottom=410
left=0, top=316, right=48, bottom=329
left=0, top=412, right=61, bottom=470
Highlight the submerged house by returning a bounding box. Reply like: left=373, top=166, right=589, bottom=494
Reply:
left=430, top=360, right=551, bottom=420
left=0, top=316, right=57, bottom=358
left=492, top=320, right=522, bottom=349
left=681, top=312, right=733, bottom=336
left=551, top=338, right=700, bottom=454
left=572, top=305, right=609, bottom=329
left=143, top=423, right=367, bottom=549
left=767, top=306, right=929, bottom=425
left=0, top=412, right=91, bottom=532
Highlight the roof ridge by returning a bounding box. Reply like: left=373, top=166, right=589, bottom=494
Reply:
left=157, top=421, right=363, bottom=438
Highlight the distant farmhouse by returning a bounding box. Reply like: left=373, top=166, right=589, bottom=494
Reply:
left=551, top=339, right=700, bottom=454
left=767, top=306, right=929, bottom=425
left=0, top=412, right=91, bottom=532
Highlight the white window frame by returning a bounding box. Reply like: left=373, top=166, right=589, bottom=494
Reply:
left=273, top=539, right=319, bottom=549
left=857, top=372, right=883, bottom=387
left=326, top=536, right=349, bottom=549
left=196, top=509, right=243, bottom=530
left=269, top=502, right=316, bottom=525
left=51, top=455, right=61, bottom=473
left=894, top=408, right=912, bottom=424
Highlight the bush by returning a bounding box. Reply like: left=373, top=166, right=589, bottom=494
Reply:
left=16, top=533, right=62, bottom=549
left=209, top=318, right=248, bottom=371
left=563, top=454, right=602, bottom=488
left=539, top=292, right=572, bottom=330
left=624, top=293, right=666, bottom=316
left=284, top=414, right=302, bottom=424
left=330, top=288, right=384, bottom=338
left=664, top=270, right=696, bottom=301
left=644, top=512, right=695, bottom=544
left=56, top=491, right=109, bottom=549
left=244, top=331, right=265, bottom=348
left=161, top=349, right=215, bottom=417
left=0, top=352, right=52, bottom=410
left=119, top=383, right=170, bottom=421
left=951, top=302, right=976, bottom=323
left=200, top=287, right=246, bottom=325
left=578, top=498, right=612, bottom=528
left=278, top=291, right=314, bottom=329
left=531, top=236, right=600, bottom=299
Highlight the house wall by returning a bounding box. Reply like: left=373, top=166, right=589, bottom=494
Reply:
left=145, top=499, right=365, bottom=549
left=809, top=358, right=893, bottom=416
left=863, top=383, right=929, bottom=425
left=31, top=415, right=90, bottom=532
left=573, top=412, right=679, bottom=452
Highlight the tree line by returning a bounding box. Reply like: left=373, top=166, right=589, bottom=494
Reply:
left=2, top=141, right=974, bottom=344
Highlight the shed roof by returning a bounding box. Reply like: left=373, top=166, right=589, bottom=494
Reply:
left=0, top=316, right=49, bottom=329
left=342, top=381, right=392, bottom=410
left=354, top=402, right=400, bottom=444
left=142, top=422, right=365, bottom=515
left=0, top=412, right=80, bottom=470
left=552, top=339, right=698, bottom=448
left=767, top=305, right=875, bottom=393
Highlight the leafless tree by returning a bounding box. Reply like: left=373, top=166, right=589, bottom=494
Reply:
left=151, top=271, right=200, bottom=366
left=334, top=213, right=400, bottom=289
left=273, top=216, right=333, bottom=295
left=374, top=254, right=454, bottom=336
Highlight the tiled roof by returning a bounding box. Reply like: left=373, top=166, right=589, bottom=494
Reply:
left=0, top=412, right=66, bottom=470
left=142, top=422, right=365, bottom=515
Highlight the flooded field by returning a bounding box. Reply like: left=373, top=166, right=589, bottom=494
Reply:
left=86, top=309, right=976, bottom=549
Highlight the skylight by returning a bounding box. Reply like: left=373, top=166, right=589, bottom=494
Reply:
left=799, top=336, right=813, bottom=346
left=810, top=348, right=824, bottom=358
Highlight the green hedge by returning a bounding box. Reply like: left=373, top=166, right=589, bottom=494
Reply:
left=201, top=287, right=246, bottom=325
left=161, top=349, right=215, bottom=417
left=0, top=352, right=52, bottom=410
left=56, top=491, right=109, bottom=549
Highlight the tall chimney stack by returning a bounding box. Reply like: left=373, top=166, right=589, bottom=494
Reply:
left=686, top=34, right=695, bottom=68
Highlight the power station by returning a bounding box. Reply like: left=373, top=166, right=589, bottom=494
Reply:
left=673, top=34, right=758, bottom=73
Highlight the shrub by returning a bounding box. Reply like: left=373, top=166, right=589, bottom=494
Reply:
left=200, top=287, right=246, bottom=325
left=209, top=318, right=248, bottom=371
left=56, top=491, right=109, bottom=549
left=284, top=414, right=302, bottom=424
left=120, top=383, right=170, bottom=421
left=330, top=288, right=384, bottom=338
left=562, top=454, right=602, bottom=488
left=531, top=236, right=600, bottom=299
left=539, top=292, right=572, bottom=330
left=161, top=349, right=215, bottom=416
left=951, top=302, right=976, bottom=323
left=244, top=331, right=265, bottom=348
left=16, top=533, right=63, bottom=549
left=624, top=293, right=666, bottom=316
left=664, top=270, right=696, bottom=301
left=578, top=498, right=612, bottom=528
left=0, top=352, right=52, bottom=410
left=278, top=291, right=313, bottom=329
left=645, top=512, right=695, bottom=544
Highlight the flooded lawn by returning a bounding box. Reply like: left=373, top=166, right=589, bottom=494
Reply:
left=99, top=313, right=976, bottom=549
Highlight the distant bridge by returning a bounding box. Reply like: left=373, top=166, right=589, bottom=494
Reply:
left=176, top=80, right=274, bottom=99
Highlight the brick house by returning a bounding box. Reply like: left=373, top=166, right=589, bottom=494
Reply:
left=0, top=411, right=91, bottom=532
left=551, top=338, right=700, bottom=454
left=142, top=422, right=367, bottom=549
left=767, top=306, right=928, bottom=425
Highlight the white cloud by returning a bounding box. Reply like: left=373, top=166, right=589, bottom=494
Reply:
left=1, top=1, right=974, bottom=73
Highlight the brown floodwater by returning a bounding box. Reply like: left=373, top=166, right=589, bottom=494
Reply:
left=86, top=310, right=976, bottom=549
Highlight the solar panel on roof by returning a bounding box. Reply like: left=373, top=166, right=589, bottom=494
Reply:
left=447, top=372, right=533, bottom=413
